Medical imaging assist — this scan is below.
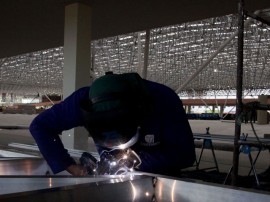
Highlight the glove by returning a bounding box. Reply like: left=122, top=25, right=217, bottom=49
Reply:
left=96, top=148, right=141, bottom=175
left=66, top=164, right=88, bottom=176
left=80, top=149, right=141, bottom=175
left=79, top=152, right=98, bottom=175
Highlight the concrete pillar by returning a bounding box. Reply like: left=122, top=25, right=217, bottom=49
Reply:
left=257, top=95, right=268, bottom=125
left=212, top=105, right=215, bottom=113
left=184, top=105, right=187, bottom=112
left=1, top=93, right=6, bottom=102
left=10, top=93, right=14, bottom=102
left=62, top=3, right=92, bottom=150
left=187, top=105, right=192, bottom=113
left=219, top=105, right=224, bottom=118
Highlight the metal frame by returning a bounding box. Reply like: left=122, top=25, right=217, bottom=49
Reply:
left=0, top=8, right=269, bottom=98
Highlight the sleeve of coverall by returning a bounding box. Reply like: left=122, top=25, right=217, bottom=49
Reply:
left=29, top=87, right=89, bottom=174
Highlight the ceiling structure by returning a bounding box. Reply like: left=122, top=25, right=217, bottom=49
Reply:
left=0, top=0, right=270, bottom=98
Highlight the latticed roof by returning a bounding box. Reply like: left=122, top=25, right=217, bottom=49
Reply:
left=0, top=9, right=270, bottom=97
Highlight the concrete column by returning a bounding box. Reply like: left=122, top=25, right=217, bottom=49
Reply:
left=257, top=95, right=268, bottom=125
left=184, top=105, right=187, bottom=113
left=187, top=105, right=192, bottom=114
left=62, top=3, right=92, bottom=150
left=1, top=93, right=6, bottom=102
left=219, top=105, right=224, bottom=118
left=10, top=93, right=14, bottom=102
left=212, top=105, right=215, bottom=113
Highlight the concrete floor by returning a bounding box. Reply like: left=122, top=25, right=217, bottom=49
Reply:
left=0, top=113, right=269, bottom=176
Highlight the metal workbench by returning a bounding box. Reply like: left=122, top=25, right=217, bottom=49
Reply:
left=0, top=158, right=270, bottom=202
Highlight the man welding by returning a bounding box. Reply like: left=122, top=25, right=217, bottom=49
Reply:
left=30, top=72, right=195, bottom=177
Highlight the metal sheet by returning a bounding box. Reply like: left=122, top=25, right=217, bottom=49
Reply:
left=0, top=150, right=37, bottom=158
left=155, top=177, right=270, bottom=202
left=0, top=158, right=50, bottom=175
left=1, top=158, right=270, bottom=202
left=0, top=175, right=155, bottom=202
left=0, top=176, right=110, bottom=195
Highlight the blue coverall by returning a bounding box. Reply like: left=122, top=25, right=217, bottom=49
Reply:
left=30, top=79, right=195, bottom=176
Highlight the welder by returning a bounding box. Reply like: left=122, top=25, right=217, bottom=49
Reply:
left=29, top=72, right=195, bottom=177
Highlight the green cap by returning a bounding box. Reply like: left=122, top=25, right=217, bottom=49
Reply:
left=89, top=72, right=146, bottom=112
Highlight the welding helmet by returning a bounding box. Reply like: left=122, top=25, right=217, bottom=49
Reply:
left=80, top=72, right=149, bottom=149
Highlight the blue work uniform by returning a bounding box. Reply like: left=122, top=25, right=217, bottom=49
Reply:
left=30, top=80, right=195, bottom=176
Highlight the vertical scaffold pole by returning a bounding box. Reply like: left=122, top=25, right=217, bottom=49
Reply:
left=232, top=0, right=245, bottom=186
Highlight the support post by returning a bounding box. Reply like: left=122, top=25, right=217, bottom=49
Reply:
left=62, top=3, right=92, bottom=150
left=219, top=105, right=224, bottom=118
left=232, top=0, right=245, bottom=186
left=212, top=105, right=215, bottom=113
left=187, top=105, right=192, bottom=114
left=257, top=95, right=268, bottom=124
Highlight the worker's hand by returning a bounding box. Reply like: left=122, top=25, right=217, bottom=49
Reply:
left=79, top=152, right=98, bottom=175
left=66, top=164, right=87, bottom=176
